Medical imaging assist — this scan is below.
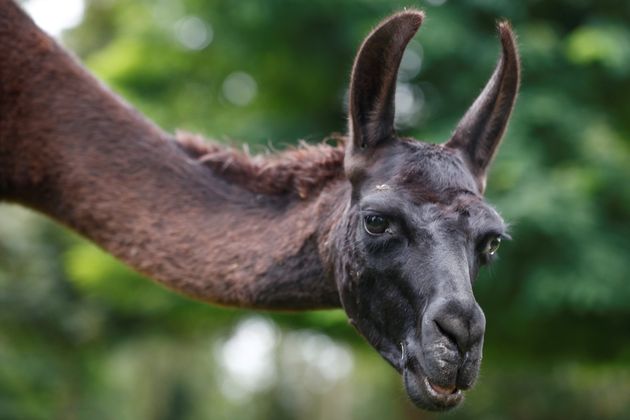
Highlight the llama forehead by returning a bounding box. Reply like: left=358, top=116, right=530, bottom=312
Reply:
left=359, top=140, right=506, bottom=233
left=400, top=142, right=478, bottom=194
left=363, top=140, right=479, bottom=204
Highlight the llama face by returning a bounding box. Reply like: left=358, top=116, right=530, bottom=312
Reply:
left=337, top=140, right=508, bottom=410
left=338, top=10, right=519, bottom=410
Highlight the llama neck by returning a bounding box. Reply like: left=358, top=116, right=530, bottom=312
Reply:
left=0, top=0, right=346, bottom=310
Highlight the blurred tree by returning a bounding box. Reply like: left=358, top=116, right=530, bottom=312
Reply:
left=1, top=0, right=629, bottom=419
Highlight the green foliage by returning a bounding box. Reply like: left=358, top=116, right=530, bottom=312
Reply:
left=2, top=0, right=630, bottom=418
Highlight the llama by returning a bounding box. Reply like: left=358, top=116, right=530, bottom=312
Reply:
left=0, top=1, right=519, bottom=410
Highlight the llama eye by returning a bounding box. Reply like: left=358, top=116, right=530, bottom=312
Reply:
left=364, top=215, right=389, bottom=235
left=483, top=235, right=502, bottom=256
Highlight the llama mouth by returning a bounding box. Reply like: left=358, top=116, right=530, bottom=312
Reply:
left=426, top=380, right=459, bottom=396
left=400, top=342, right=464, bottom=410
left=352, top=324, right=468, bottom=410
left=424, top=377, right=462, bottom=402
left=403, top=368, right=464, bottom=410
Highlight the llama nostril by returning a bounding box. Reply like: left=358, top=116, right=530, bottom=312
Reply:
left=434, top=320, right=456, bottom=346
left=428, top=297, right=485, bottom=356
left=434, top=318, right=467, bottom=353
left=435, top=310, right=482, bottom=356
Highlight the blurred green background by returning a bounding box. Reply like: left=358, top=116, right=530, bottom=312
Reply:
left=2, top=0, right=630, bottom=419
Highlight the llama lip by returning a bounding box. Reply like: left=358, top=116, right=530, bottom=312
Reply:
left=420, top=376, right=463, bottom=408
left=427, top=381, right=458, bottom=396
left=402, top=363, right=464, bottom=410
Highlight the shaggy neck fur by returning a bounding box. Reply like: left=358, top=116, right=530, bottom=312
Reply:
left=177, top=132, right=346, bottom=199
left=0, top=0, right=347, bottom=310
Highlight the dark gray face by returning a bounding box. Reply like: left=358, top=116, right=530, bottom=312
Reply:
left=339, top=141, right=508, bottom=410
left=338, top=10, right=520, bottom=410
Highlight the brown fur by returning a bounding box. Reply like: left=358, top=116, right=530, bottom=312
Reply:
left=0, top=0, right=344, bottom=309
left=176, top=132, right=346, bottom=199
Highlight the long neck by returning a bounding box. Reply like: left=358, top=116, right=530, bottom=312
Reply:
left=0, top=0, right=346, bottom=310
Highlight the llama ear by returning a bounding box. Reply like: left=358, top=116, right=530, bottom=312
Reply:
left=445, top=22, right=520, bottom=193
left=348, top=10, right=424, bottom=156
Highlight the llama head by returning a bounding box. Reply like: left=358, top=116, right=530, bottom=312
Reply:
left=336, top=10, right=520, bottom=410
